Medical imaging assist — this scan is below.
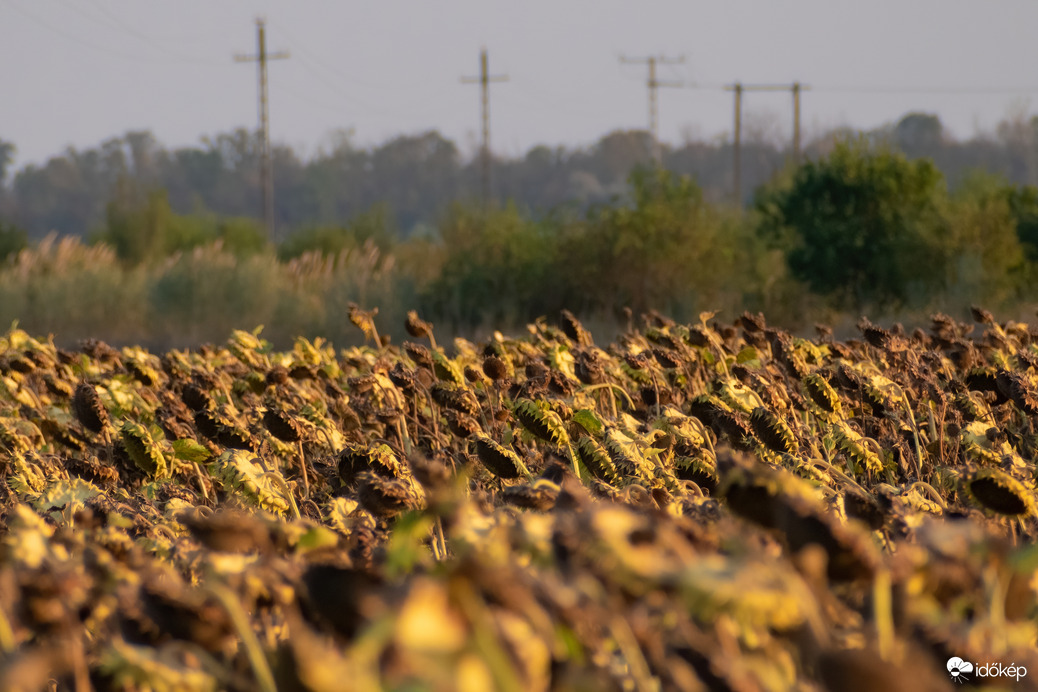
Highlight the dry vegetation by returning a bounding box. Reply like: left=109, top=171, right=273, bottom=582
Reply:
left=0, top=306, right=1034, bottom=690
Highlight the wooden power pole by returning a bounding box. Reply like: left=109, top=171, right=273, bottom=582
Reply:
left=726, top=82, right=743, bottom=204
left=461, top=48, right=508, bottom=209
left=620, top=54, right=684, bottom=166
left=724, top=81, right=809, bottom=203
left=792, top=81, right=802, bottom=163
left=235, top=18, right=289, bottom=242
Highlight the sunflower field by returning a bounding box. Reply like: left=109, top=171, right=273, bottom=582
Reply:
left=0, top=305, right=1033, bottom=690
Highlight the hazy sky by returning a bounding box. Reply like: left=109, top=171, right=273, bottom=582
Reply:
left=3, top=1, right=1037, bottom=168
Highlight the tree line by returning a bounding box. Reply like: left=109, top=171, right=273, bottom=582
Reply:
left=1, top=110, right=1037, bottom=241
left=0, top=134, right=1034, bottom=349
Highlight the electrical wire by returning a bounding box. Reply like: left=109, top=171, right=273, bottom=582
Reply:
left=266, top=23, right=455, bottom=119
left=6, top=0, right=215, bottom=65
left=814, top=85, right=1038, bottom=95
left=82, top=0, right=209, bottom=48
left=268, top=73, right=354, bottom=118
left=3, top=0, right=144, bottom=61
left=268, top=19, right=431, bottom=94
left=685, top=83, right=1038, bottom=95
left=238, top=20, right=395, bottom=117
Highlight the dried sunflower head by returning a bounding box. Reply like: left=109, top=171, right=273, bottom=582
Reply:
left=431, top=351, right=465, bottom=385
left=559, top=309, right=593, bottom=347
left=574, top=435, right=620, bottom=485
left=803, top=373, right=842, bottom=417
left=474, top=434, right=527, bottom=479
left=482, top=355, right=510, bottom=382
left=404, top=310, right=433, bottom=339
left=262, top=406, right=305, bottom=443
left=968, top=468, right=1037, bottom=516
left=501, top=477, right=560, bottom=511
left=72, top=383, right=109, bottom=435
left=430, top=382, right=480, bottom=417
left=513, top=397, right=569, bottom=447
left=337, top=443, right=403, bottom=486
left=749, top=406, right=798, bottom=455
left=347, top=303, right=381, bottom=344
left=120, top=421, right=168, bottom=479
left=356, top=470, right=424, bottom=517
left=443, top=409, right=481, bottom=439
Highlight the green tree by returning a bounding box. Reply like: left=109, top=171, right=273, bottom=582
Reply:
left=1008, top=184, right=1038, bottom=261
left=560, top=168, right=753, bottom=318
left=0, top=140, right=15, bottom=187
left=95, top=183, right=172, bottom=263
left=943, top=173, right=1028, bottom=306
left=216, top=217, right=267, bottom=257
left=94, top=182, right=268, bottom=264
left=756, top=139, right=949, bottom=310
left=893, top=113, right=943, bottom=154
left=422, top=202, right=556, bottom=327
left=278, top=204, right=394, bottom=261
left=0, top=221, right=27, bottom=261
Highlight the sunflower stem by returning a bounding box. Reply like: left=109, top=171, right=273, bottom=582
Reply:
left=207, top=582, right=278, bottom=692
left=261, top=471, right=302, bottom=521
left=296, top=439, right=311, bottom=500
left=873, top=568, right=895, bottom=662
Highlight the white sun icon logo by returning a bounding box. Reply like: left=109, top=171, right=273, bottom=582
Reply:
left=947, top=657, right=973, bottom=684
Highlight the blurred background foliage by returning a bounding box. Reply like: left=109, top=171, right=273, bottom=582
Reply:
left=1, top=131, right=1038, bottom=349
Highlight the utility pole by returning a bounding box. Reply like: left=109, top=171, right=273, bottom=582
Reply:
left=724, top=81, right=809, bottom=201
left=792, top=81, right=802, bottom=163
left=235, top=18, right=289, bottom=242
left=461, top=48, right=508, bottom=209
left=724, top=82, right=743, bottom=204
left=620, top=54, right=684, bottom=166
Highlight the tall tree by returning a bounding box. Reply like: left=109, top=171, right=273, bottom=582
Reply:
left=0, top=140, right=15, bottom=188
left=756, top=138, right=949, bottom=309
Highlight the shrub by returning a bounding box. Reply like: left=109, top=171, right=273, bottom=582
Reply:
left=278, top=204, right=394, bottom=261
left=756, top=138, right=949, bottom=310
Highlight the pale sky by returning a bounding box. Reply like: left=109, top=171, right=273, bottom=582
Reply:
left=2, top=1, right=1037, bottom=168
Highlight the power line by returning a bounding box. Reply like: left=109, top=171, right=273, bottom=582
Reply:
left=48, top=0, right=129, bottom=37
left=81, top=0, right=209, bottom=48
left=689, top=83, right=1038, bottom=95
left=815, top=85, right=1038, bottom=94
left=277, top=49, right=395, bottom=117
left=620, top=54, right=684, bottom=166
left=12, top=0, right=213, bottom=65
left=3, top=0, right=154, bottom=61
left=269, top=20, right=430, bottom=94
left=268, top=73, right=356, bottom=117
left=266, top=21, right=450, bottom=121
left=235, top=18, right=290, bottom=242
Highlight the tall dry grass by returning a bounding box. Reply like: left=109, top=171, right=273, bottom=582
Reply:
left=0, top=236, right=416, bottom=350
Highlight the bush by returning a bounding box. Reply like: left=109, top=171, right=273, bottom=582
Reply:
left=756, top=138, right=949, bottom=310
left=942, top=173, right=1028, bottom=307
left=278, top=204, right=394, bottom=261
left=420, top=202, right=558, bottom=329
left=94, top=187, right=269, bottom=264
left=216, top=217, right=267, bottom=257
left=565, top=168, right=751, bottom=317
left=1008, top=184, right=1038, bottom=262
left=0, top=222, right=27, bottom=263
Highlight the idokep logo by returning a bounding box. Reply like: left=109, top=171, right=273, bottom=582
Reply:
left=947, top=656, right=1028, bottom=684
left=947, top=658, right=973, bottom=683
